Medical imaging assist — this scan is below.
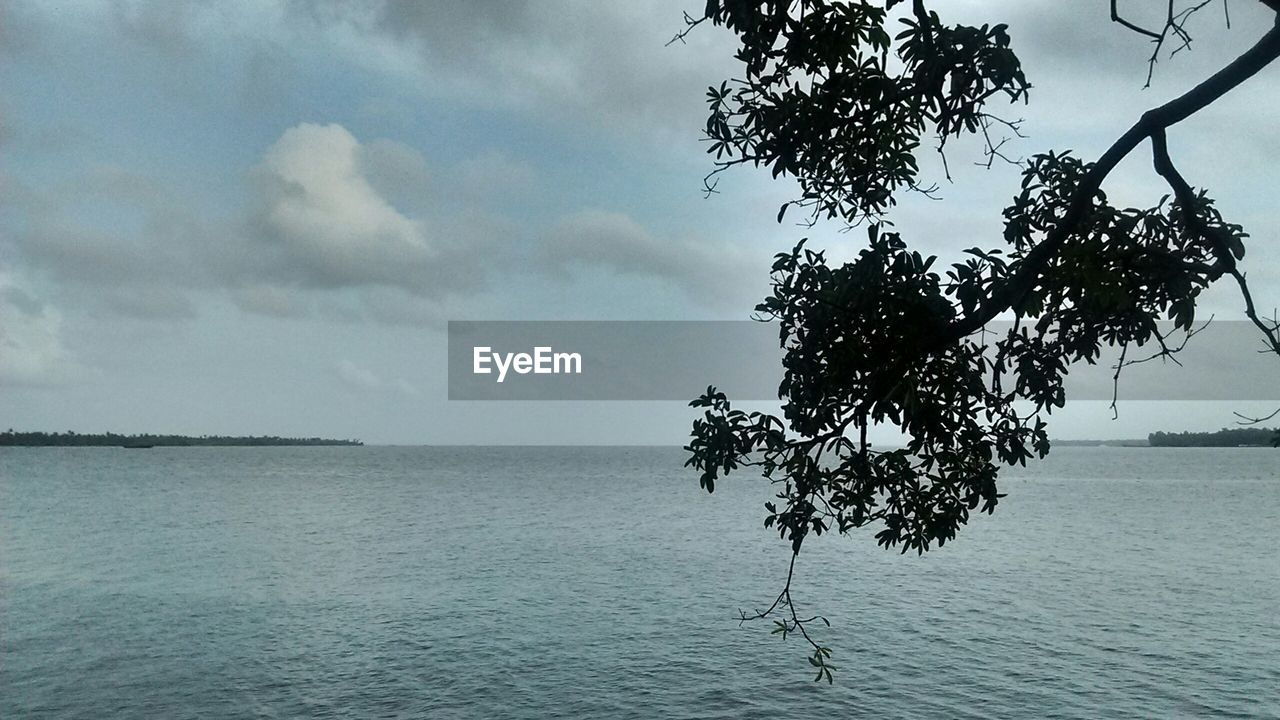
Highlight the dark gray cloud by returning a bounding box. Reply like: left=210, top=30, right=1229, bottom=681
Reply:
left=540, top=209, right=760, bottom=307
left=358, top=137, right=432, bottom=209
left=7, top=166, right=229, bottom=322
left=99, top=286, right=199, bottom=321
left=993, top=1, right=1279, bottom=136
left=107, top=0, right=208, bottom=55
left=230, top=284, right=310, bottom=319
left=5, top=123, right=506, bottom=323
left=9, top=2, right=1278, bottom=324
left=8, top=118, right=742, bottom=326
left=287, top=0, right=741, bottom=141
left=3, top=0, right=1279, bottom=443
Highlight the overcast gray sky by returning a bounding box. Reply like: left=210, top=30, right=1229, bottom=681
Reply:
left=3, top=0, right=1279, bottom=444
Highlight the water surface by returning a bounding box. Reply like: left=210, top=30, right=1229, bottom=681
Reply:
left=2, top=446, right=1278, bottom=718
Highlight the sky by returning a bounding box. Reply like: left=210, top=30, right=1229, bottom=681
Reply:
left=3, top=0, right=1279, bottom=444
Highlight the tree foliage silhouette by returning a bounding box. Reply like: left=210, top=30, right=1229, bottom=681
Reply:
left=680, top=0, right=1280, bottom=679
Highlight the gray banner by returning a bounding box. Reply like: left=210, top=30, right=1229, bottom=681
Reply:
left=447, top=320, right=1279, bottom=401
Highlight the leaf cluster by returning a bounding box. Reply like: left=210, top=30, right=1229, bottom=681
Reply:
left=700, top=0, right=1028, bottom=222
left=684, top=0, right=1277, bottom=679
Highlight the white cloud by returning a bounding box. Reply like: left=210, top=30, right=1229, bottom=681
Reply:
left=231, top=284, right=308, bottom=318
left=332, top=358, right=420, bottom=397
left=0, top=279, right=84, bottom=386
left=4, top=121, right=516, bottom=324
left=235, top=123, right=542, bottom=321
left=393, top=377, right=420, bottom=397
left=250, top=122, right=435, bottom=292
left=334, top=358, right=382, bottom=390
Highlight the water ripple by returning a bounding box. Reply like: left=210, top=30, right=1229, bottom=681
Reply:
left=2, top=446, right=1278, bottom=718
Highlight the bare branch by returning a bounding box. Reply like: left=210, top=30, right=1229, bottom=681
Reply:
left=1112, top=0, right=1225, bottom=87
left=666, top=11, right=706, bottom=47
left=1235, top=407, right=1280, bottom=423
left=1110, top=1, right=1163, bottom=40
left=1109, top=319, right=1211, bottom=417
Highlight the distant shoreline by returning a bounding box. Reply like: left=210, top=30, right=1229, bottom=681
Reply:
left=0, top=431, right=363, bottom=447
left=1148, top=427, right=1278, bottom=448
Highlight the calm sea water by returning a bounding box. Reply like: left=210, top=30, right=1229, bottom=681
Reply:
left=2, top=446, right=1277, bottom=718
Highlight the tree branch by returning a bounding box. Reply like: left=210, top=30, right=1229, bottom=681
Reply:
left=1151, top=128, right=1280, bottom=355
left=944, top=17, right=1280, bottom=345
left=1110, top=1, right=1163, bottom=40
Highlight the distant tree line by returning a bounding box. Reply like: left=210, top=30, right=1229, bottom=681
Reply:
left=1148, top=428, right=1279, bottom=447
left=0, top=430, right=363, bottom=447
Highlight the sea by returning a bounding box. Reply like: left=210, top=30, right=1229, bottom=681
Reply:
left=2, top=446, right=1277, bottom=718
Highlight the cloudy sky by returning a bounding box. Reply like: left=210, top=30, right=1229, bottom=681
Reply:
left=3, top=0, right=1279, bottom=444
